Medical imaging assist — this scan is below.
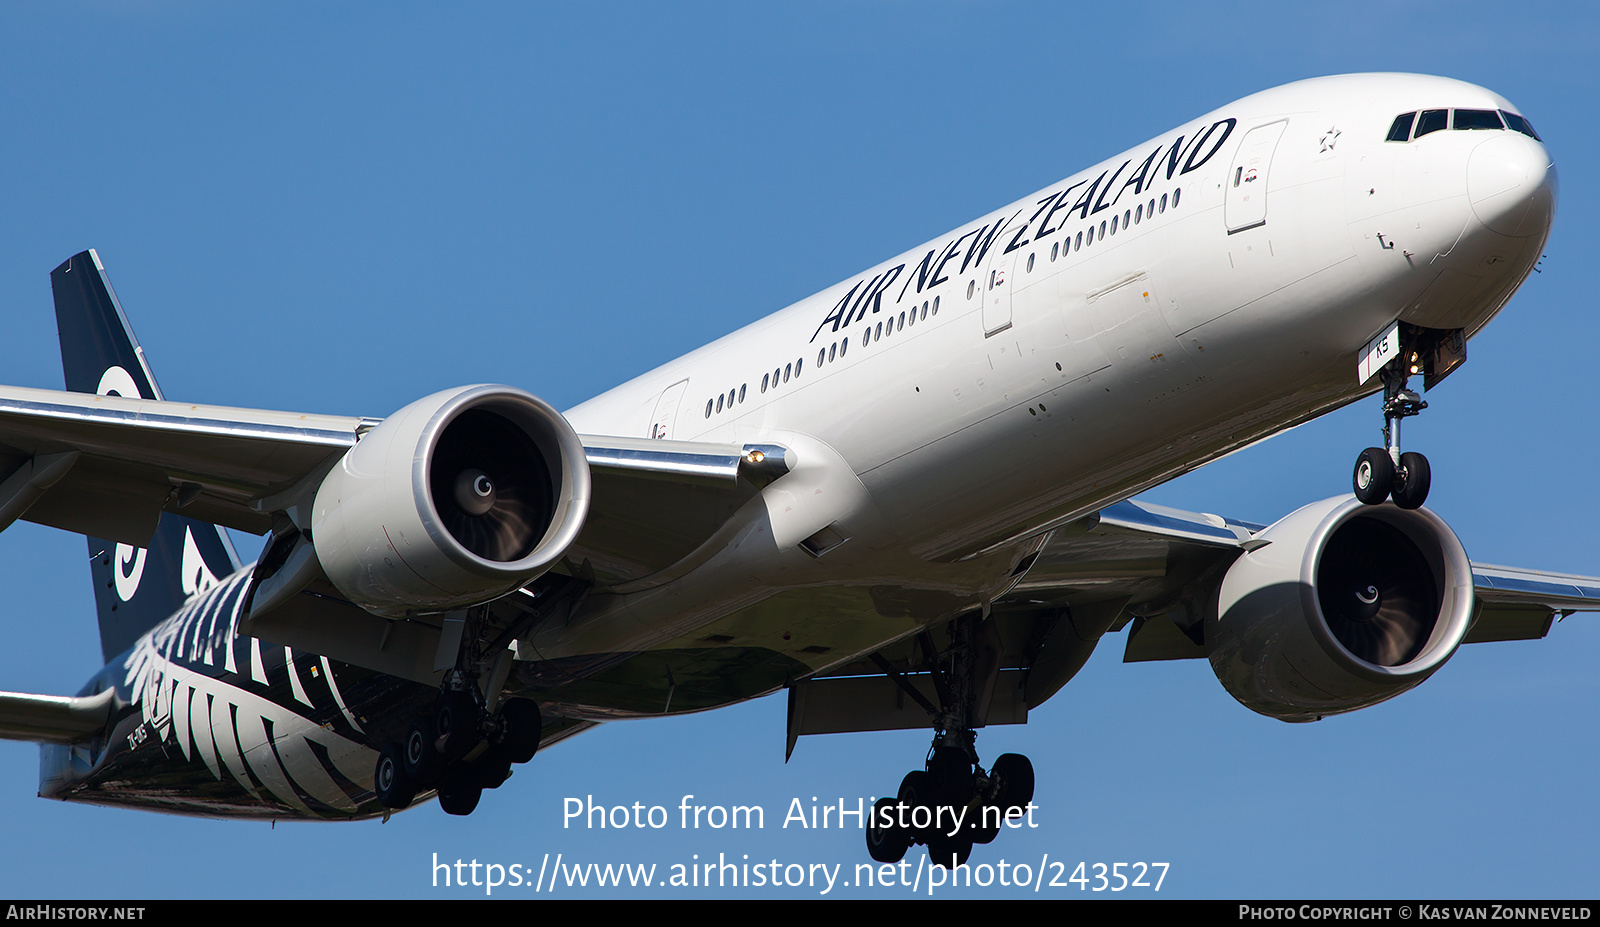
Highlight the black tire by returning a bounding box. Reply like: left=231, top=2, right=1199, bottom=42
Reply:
left=866, top=796, right=910, bottom=863
left=1353, top=447, right=1394, bottom=505
left=465, top=754, right=514, bottom=790
left=927, top=746, right=972, bottom=806
left=374, top=743, right=415, bottom=809
left=500, top=699, right=542, bottom=764
left=1392, top=452, right=1431, bottom=510
left=990, top=753, right=1035, bottom=815
left=404, top=717, right=442, bottom=785
left=438, top=784, right=482, bottom=816
left=436, top=693, right=479, bottom=762
left=927, top=833, right=973, bottom=869
left=898, top=771, right=931, bottom=844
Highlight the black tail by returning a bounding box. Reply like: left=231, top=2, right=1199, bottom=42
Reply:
left=50, top=250, right=240, bottom=662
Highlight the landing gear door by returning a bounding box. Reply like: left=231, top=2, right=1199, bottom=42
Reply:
left=1225, top=120, right=1287, bottom=234
left=649, top=378, right=688, bottom=440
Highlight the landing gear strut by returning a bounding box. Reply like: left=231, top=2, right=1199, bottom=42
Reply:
left=1353, top=348, right=1431, bottom=509
left=373, top=603, right=548, bottom=814
left=863, top=616, right=1036, bottom=869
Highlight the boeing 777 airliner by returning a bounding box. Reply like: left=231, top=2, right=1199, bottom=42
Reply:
left=0, top=72, right=1584, bottom=868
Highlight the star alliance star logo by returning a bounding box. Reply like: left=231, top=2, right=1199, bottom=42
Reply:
left=1319, top=126, right=1341, bottom=152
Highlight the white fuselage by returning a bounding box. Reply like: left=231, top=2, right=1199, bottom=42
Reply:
left=544, top=73, right=1553, bottom=704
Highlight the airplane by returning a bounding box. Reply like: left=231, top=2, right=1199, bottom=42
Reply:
left=0, top=71, right=1586, bottom=870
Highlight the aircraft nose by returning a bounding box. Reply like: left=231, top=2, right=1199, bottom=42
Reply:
left=1466, top=132, right=1557, bottom=237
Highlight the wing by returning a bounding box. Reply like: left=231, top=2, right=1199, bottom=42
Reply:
left=0, top=384, right=789, bottom=586
left=1040, top=499, right=1600, bottom=662
left=783, top=496, right=1600, bottom=749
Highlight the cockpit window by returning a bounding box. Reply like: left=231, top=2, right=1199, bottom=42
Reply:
left=1502, top=110, right=1542, bottom=141
left=1386, top=112, right=1416, bottom=142
left=1453, top=109, right=1503, bottom=130
left=1414, top=109, right=1448, bottom=138
left=1387, top=107, right=1537, bottom=144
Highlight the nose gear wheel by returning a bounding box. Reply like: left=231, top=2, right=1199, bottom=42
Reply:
left=1352, top=333, right=1434, bottom=509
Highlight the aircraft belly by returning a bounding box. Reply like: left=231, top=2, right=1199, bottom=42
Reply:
left=516, top=495, right=1033, bottom=717
left=39, top=572, right=440, bottom=819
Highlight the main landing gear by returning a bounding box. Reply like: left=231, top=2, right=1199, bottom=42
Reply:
left=866, top=745, right=1036, bottom=869
left=862, top=616, right=1037, bottom=869
left=374, top=684, right=543, bottom=815
left=1353, top=358, right=1431, bottom=510
left=373, top=601, right=547, bottom=815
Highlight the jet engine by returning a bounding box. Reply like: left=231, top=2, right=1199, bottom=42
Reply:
left=310, top=385, right=590, bottom=617
left=1206, top=496, right=1475, bottom=722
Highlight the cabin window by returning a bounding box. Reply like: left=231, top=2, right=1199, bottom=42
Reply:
left=1453, top=109, right=1503, bottom=131
left=1386, top=112, right=1416, bottom=142
left=1099, top=220, right=1107, bottom=238
left=875, top=322, right=883, bottom=340
left=932, top=295, right=939, bottom=315
left=828, top=343, right=836, bottom=362
left=1148, top=197, right=1155, bottom=217
left=1415, top=109, right=1448, bottom=138
left=761, top=373, right=769, bottom=393
left=898, top=311, right=905, bottom=330
left=1026, top=252, right=1035, bottom=272
left=795, top=358, right=803, bottom=376
left=1124, top=208, right=1131, bottom=228
left=1135, top=204, right=1143, bottom=224
left=1075, top=231, right=1083, bottom=250
left=818, top=349, right=826, bottom=367
left=738, top=384, right=746, bottom=403
left=783, top=363, right=791, bottom=383
left=1111, top=215, right=1118, bottom=235
left=1172, top=188, right=1181, bottom=208
left=1502, top=111, right=1541, bottom=140
left=967, top=280, right=976, bottom=300
left=716, top=394, right=724, bottom=413
left=705, top=400, right=713, bottom=418
left=1086, top=226, right=1095, bottom=245
left=1159, top=193, right=1167, bottom=213
left=841, top=337, right=848, bottom=356
left=1051, top=241, right=1059, bottom=261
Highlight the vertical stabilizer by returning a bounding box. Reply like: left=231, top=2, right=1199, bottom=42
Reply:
left=51, top=250, right=241, bottom=662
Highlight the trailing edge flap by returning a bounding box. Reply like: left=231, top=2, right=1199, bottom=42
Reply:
left=0, top=688, right=117, bottom=745
left=0, top=383, right=785, bottom=580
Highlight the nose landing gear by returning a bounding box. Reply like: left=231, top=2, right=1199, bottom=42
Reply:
left=1353, top=350, right=1432, bottom=509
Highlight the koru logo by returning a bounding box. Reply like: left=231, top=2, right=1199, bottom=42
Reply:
left=99, top=366, right=149, bottom=602
left=114, top=544, right=147, bottom=602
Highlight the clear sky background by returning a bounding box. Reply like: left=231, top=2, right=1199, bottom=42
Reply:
left=0, top=1, right=1594, bottom=900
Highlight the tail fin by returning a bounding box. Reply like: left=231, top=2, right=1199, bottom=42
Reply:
left=50, top=250, right=241, bottom=662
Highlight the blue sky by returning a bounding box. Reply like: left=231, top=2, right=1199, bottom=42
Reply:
left=0, top=1, right=1595, bottom=899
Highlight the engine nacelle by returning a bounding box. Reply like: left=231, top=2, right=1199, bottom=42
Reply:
left=311, top=385, right=590, bottom=617
left=1207, top=496, right=1475, bottom=722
